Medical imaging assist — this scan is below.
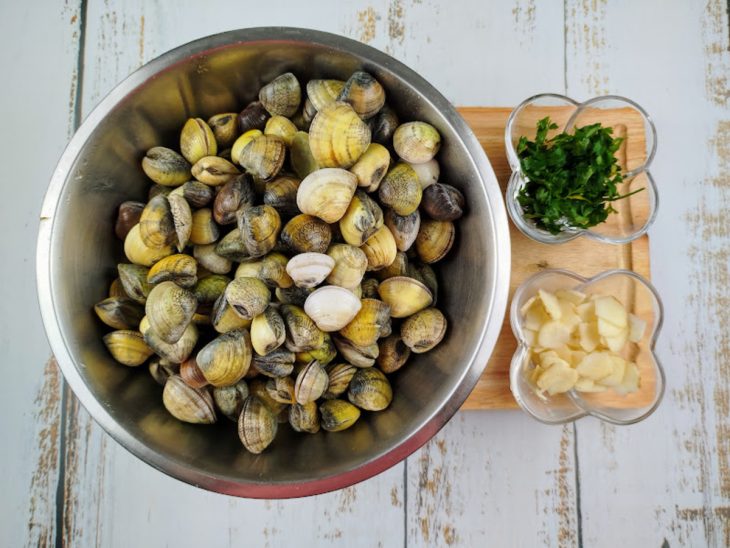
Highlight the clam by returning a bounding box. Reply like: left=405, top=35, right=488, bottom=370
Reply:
left=415, top=219, right=455, bottom=263
left=231, top=129, right=263, bottom=166
left=224, top=277, right=270, bottom=320
left=286, top=252, right=335, bottom=288
left=141, top=146, right=191, bottom=186
left=263, top=176, right=301, bottom=216
left=348, top=368, right=392, bottom=411
left=304, top=285, right=362, bottom=332
left=408, top=262, right=438, bottom=303
left=252, top=347, right=295, bottom=378
left=180, top=118, right=217, bottom=164
left=138, top=315, right=151, bottom=335
left=379, top=163, right=423, bottom=216
left=193, top=275, right=230, bottom=304
left=384, top=208, right=420, bottom=252
left=266, top=376, right=296, bottom=404
left=109, top=277, right=128, bottom=299
left=103, top=330, right=153, bottom=367
left=281, top=213, right=332, bottom=254
left=149, top=358, right=179, bottom=386
left=323, top=363, right=358, bottom=399
left=421, top=183, right=465, bottom=221
left=377, top=335, right=411, bottom=373
left=326, top=244, right=368, bottom=289
left=213, top=173, right=256, bottom=225
left=213, top=380, right=249, bottom=421
left=238, top=135, right=286, bottom=180
left=147, top=254, right=197, bottom=287
left=369, top=103, right=399, bottom=146
left=400, top=307, right=447, bottom=353
left=145, top=281, right=197, bottom=344
left=378, top=276, right=433, bottom=318
left=408, top=158, right=439, bottom=189
left=289, top=401, right=320, bottom=433
left=251, top=307, right=286, bottom=355
left=360, top=225, right=398, bottom=271
left=215, top=228, right=249, bottom=262
left=238, top=204, right=282, bottom=258
left=275, top=285, right=313, bottom=307
left=259, top=72, right=301, bottom=117
left=248, top=378, right=287, bottom=415
left=374, top=251, right=409, bottom=281
left=290, top=131, right=320, bottom=179
left=393, top=121, right=441, bottom=164
left=235, top=252, right=293, bottom=289
left=281, top=304, right=325, bottom=352
left=207, top=112, right=239, bottom=148
left=297, top=168, right=358, bottom=223
left=118, top=263, right=153, bottom=304
left=193, top=243, right=232, bottom=274
left=144, top=322, right=198, bottom=363
left=309, top=102, right=371, bottom=168
left=319, top=399, right=360, bottom=432
left=167, top=192, right=193, bottom=251
left=295, top=332, right=337, bottom=367
left=190, top=208, right=219, bottom=245
left=148, top=184, right=172, bottom=200
left=339, top=298, right=390, bottom=347
left=115, top=201, right=145, bottom=241
left=360, top=278, right=380, bottom=299
left=196, top=328, right=252, bottom=387
left=180, top=356, right=208, bottom=389
left=238, top=396, right=278, bottom=454
left=163, top=375, right=216, bottom=424
left=170, top=180, right=214, bottom=208
left=139, top=194, right=175, bottom=249
left=238, top=101, right=269, bottom=133
left=337, top=71, right=385, bottom=120
left=350, top=143, right=391, bottom=192
left=264, top=115, right=298, bottom=146
left=294, top=360, right=329, bottom=404
left=306, top=79, right=345, bottom=112
left=191, top=155, right=239, bottom=187
left=94, top=297, right=144, bottom=330
left=211, top=294, right=251, bottom=334
left=339, top=190, right=384, bottom=246
left=301, top=99, right=317, bottom=126
left=332, top=334, right=379, bottom=368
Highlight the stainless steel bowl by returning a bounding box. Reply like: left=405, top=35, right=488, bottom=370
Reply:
left=36, top=28, right=510, bottom=498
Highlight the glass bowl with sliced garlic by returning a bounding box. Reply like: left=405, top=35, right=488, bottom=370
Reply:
left=509, top=268, right=664, bottom=425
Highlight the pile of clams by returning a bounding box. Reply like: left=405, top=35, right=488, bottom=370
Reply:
left=96, top=70, right=464, bottom=454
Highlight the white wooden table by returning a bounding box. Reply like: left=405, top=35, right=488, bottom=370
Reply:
left=3, top=1, right=729, bottom=546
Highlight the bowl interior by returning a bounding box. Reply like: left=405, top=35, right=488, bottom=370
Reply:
left=41, top=30, right=505, bottom=496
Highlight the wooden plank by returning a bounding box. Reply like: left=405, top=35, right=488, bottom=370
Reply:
left=457, top=105, right=652, bottom=410
left=566, top=0, right=730, bottom=545
left=0, top=2, right=83, bottom=547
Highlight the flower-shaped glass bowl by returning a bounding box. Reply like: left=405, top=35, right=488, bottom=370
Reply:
left=509, top=268, right=665, bottom=425
left=505, top=94, right=658, bottom=244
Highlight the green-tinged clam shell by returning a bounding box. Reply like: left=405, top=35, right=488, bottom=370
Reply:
left=145, top=281, right=197, bottom=344
left=196, top=328, right=252, bottom=387
left=319, top=399, right=360, bottom=432
left=163, top=375, right=216, bottom=424
left=289, top=401, right=320, bottom=433
left=94, top=297, right=145, bottom=330
left=347, top=368, right=392, bottom=411
left=141, top=147, right=191, bottom=186
left=225, top=277, right=271, bottom=320
left=212, top=380, right=249, bottom=421
left=400, top=307, right=447, bottom=353
left=147, top=254, right=197, bottom=287
left=103, top=330, right=153, bottom=367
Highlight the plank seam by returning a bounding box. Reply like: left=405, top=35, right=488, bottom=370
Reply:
left=572, top=423, right=584, bottom=548
left=403, top=459, right=408, bottom=547
left=55, top=0, right=88, bottom=546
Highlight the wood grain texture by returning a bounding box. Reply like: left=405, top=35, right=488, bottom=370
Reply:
left=0, top=2, right=83, bottom=547
left=457, top=106, right=652, bottom=410
left=566, top=0, right=730, bottom=545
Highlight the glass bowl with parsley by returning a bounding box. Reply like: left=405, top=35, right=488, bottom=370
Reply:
left=504, top=94, right=657, bottom=244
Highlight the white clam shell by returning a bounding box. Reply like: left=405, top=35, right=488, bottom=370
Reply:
left=297, top=168, right=358, bottom=223
left=304, top=286, right=362, bottom=332
left=286, top=252, right=336, bottom=288
left=408, top=158, right=439, bottom=189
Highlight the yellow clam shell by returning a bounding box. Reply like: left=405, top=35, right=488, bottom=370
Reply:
left=308, top=102, right=371, bottom=169
left=297, top=168, right=358, bottom=223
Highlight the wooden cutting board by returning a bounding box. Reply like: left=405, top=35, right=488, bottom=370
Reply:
left=457, top=107, right=651, bottom=410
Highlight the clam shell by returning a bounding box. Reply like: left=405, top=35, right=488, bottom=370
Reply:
left=123, top=224, right=174, bottom=266
left=338, top=298, right=390, bottom=347
left=266, top=376, right=296, bottom=404
left=238, top=396, right=277, bottom=454
left=400, top=307, right=447, bottom=353
left=193, top=274, right=230, bottom=304
left=103, top=330, right=153, bottom=366
left=421, top=183, right=465, bottom=221
left=191, top=155, right=239, bottom=186
left=167, top=192, right=193, bottom=251
left=289, top=401, right=320, bottom=433
left=170, top=180, right=214, bottom=208
left=163, top=375, right=216, bottom=424
left=145, top=281, right=198, bottom=344
left=213, top=380, right=249, bottom=421
left=252, top=347, right=295, bottom=378
left=415, top=219, right=456, bottom=264
left=180, top=118, right=217, bottom=164
left=326, top=243, right=368, bottom=289
left=297, top=168, right=358, bottom=223
left=350, top=143, right=391, bottom=192
left=304, top=286, right=362, bottom=332
left=378, top=276, right=433, bottom=318
left=379, top=163, right=423, bottom=216
left=281, top=213, right=332, bottom=254
left=259, top=72, right=301, bottom=118
left=118, top=263, right=153, bottom=304
left=94, top=297, right=145, bottom=330
left=213, top=173, right=256, bottom=225
left=374, top=250, right=409, bottom=281
left=360, top=278, right=380, bottom=300
left=286, top=252, right=335, bottom=288
left=337, top=71, right=385, bottom=120
left=369, top=104, right=399, bottom=146
left=281, top=304, right=325, bottom=353
left=384, top=209, right=420, bottom=252
left=179, top=356, right=208, bottom=389
left=190, top=208, right=219, bottom=245
left=264, top=115, right=298, bottom=146
left=376, top=335, right=411, bottom=373
left=275, top=286, right=313, bottom=307
left=235, top=252, right=293, bottom=289
left=309, top=102, right=371, bottom=169
left=238, top=101, right=269, bottom=133
left=238, top=134, right=286, bottom=180
left=224, top=277, right=271, bottom=320
left=147, top=254, right=197, bottom=287
left=294, top=360, right=329, bottom=404
left=393, top=121, right=441, bottom=164
left=264, top=175, right=301, bottom=216
left=196, top=328, right=253, bottom=387
left=207, top=112, right=239, bottom=148
left=115, top=201, right=145, bottom=241
left=295, top=332, right=337, bottom=367
left=141, top=147, right=191, bottom=187
left=238, top=204, right=282, bottom=258
left=290, top=131, right=320, bottom=179
left=319, top=399, right=360, bottom=432
left=231, top=129, right=263, bottom=166
left=211, top=295, right=252, bottom=334
left=360, top=225, right=398, bottom=271
left=339, top=190, right=384, bottom=246
left=323, top=363, right=358, bottom=399
left=251, top=307, right=286, bottom=356
left=193, top=243, right=232, bottom=275
left=139, top=194, right=175, bottom=249
left=408, top=158, right=439, bottom=189
left=306, top=79, right=345, bottom=112
left=144, top=322, right=199, bottom=363
left=347, top=368, right=392, bottom=411
left=215, top=228, right=249, bottom=262
left=332, top=334, right=379, bottom=368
